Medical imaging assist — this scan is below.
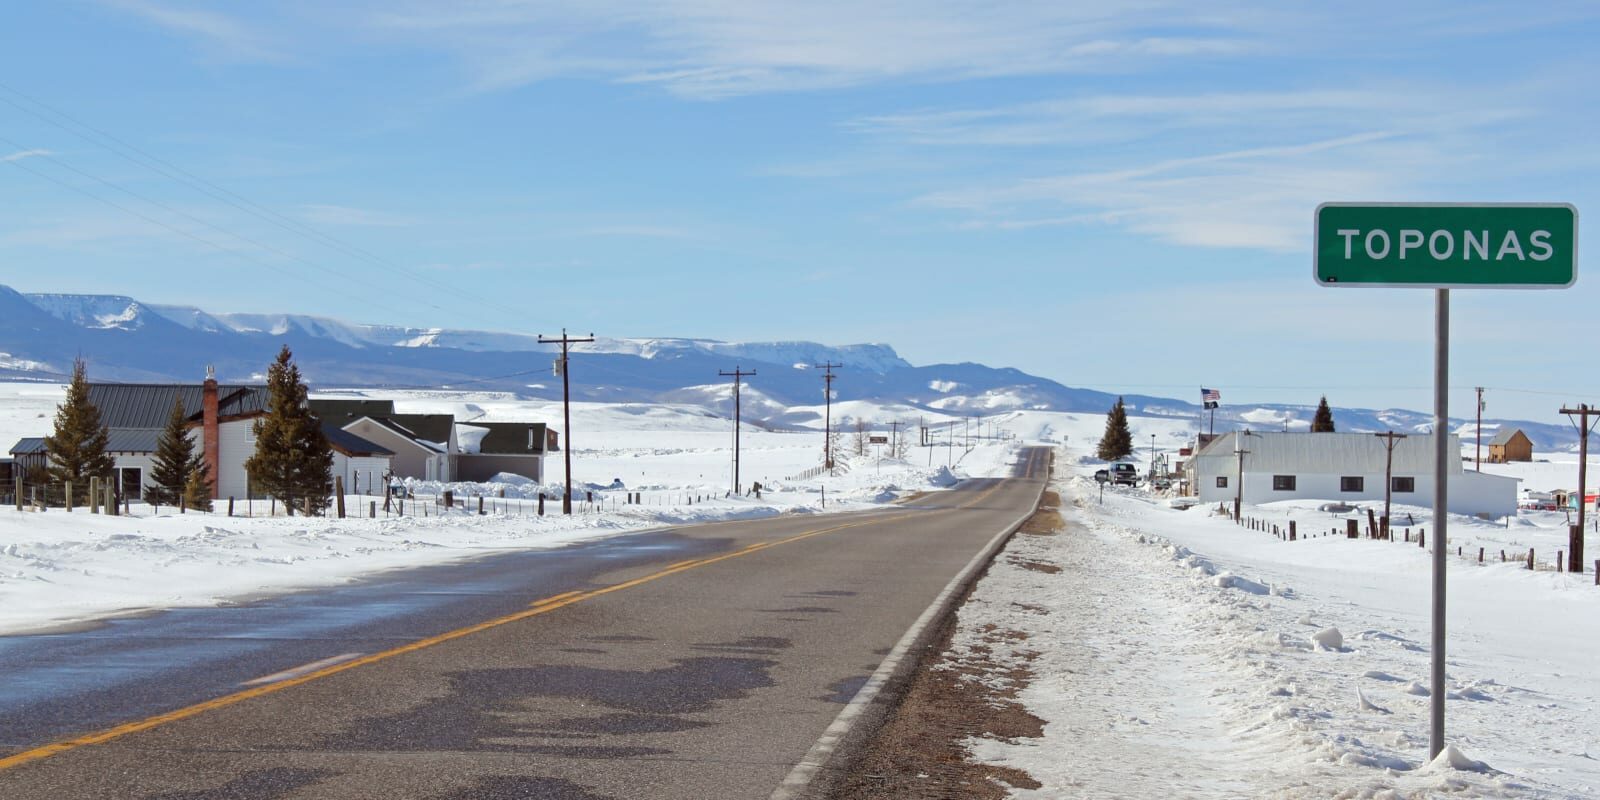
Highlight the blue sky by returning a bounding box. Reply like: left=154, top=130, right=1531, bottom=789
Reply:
left=2, top=1, right=1598, bottom=421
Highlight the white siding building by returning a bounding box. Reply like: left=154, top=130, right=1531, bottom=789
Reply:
left=1189, top=431, right=1519, bottom=518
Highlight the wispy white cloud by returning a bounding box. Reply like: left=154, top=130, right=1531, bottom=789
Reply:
left=2, top=149, right=52, bottom=163
left=99, top=0, right=283, bottom=62
left=885, top=79, right=1551, bottom=251
left=370, top=1, right=1261, bottom=97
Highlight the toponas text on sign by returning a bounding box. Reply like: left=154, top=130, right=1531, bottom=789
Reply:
left=1315, top=203, right=1576, bottom=288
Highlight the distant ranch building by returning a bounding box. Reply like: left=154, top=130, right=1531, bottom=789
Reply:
left=309, top=399, right=458, bottom=482
left=1487, top=428, right=1533, bottom=464
left=454, top=422, right=554, bottom=483
left=9, top=378, right=393, bottom=502
left=1188, top=431, right=1518, bottom=518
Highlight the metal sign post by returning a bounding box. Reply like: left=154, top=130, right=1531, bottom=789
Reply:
left=1315, top=202, right=1578, bottom=760
left=1431, top=288, right=1449, bottom=759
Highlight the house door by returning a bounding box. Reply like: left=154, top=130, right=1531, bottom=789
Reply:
left=118, top=467, right=142, bottom=498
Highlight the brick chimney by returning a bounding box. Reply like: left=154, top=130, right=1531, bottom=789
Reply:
left=203, top=365, right=220, bottom=499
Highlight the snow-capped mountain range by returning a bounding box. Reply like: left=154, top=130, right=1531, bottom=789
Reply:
left=0, top=284, right=1578, bottom=449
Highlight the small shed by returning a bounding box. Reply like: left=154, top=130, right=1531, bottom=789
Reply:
left=323, top=424, right=394, bottom=496
left=8, top=437, right=47, bottom=481
left=1487, top=428, right=1533, bottom=463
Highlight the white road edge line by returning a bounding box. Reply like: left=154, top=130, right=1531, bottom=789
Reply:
left=769, top=450, right=1050, bottom=800
left=240, top=652, right=366, bottom=687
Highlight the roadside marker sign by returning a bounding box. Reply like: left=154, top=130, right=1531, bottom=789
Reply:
left=1314, top=203, right=1577, bottom=288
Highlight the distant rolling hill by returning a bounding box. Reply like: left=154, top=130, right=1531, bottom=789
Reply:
left=0, top=284, right=1577, bottom=449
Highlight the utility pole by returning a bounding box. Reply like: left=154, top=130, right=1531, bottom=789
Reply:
left=538, top=328, right=595, bottom=515
left=1560, top=404, right=1599, bottom=573
left=1150, top=434, right=1157, bottom=479
left=1233, top=430, right=1255, bottom=521
left=1374, top=431, right=1408, bottom=539
left=814, top=362, right=841, bottom=472
left=889, top=420, right=901, bottom=458
left=719, top=366, right=756, bottom=495
left=1476, top=387, right=1485, bottom=472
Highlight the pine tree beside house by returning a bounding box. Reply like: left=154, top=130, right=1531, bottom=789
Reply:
left=145, top=396, right=205, bottom=507
left=182, top=466, right=213, bottom=513
left=44, top=358, right=113, bottom=504
left=245, top=346, right=333, bottom=516
left=1312, top=396, right=1336, bottom=432
left=1097, top=397, right=1134, bottom=461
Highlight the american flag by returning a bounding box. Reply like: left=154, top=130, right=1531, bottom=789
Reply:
left=1201, top=388, right=1220, bottom=409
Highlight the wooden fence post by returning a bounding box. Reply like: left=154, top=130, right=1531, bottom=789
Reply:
left=1558, top=551, right=1564, bottom=572
left=1418, top=529, right=1425, bottom=548
left=335, top=476, right=346, bottom=519
left=16, top=476, right=24, bottom=511
left=1366, top=508, right=1377, bottom=538
left=1289, top=521, right=1297, bottom=541
left=1527, top=548, right=1535, bottom=570
left=228, top=497, right=235, bottom=517
left=370, top=500, right=376, bottom=519
left=65, top=481, right=73, bottom=513
left=538, top=493, right=546, bottom=516
left=478, top=496, right=485, bottom=516
left=1478, top=547, right=1483, bottom=563
left=1346, top=519, right=1358, bottom=538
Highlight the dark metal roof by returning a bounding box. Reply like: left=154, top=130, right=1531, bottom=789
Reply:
left=385, top=413, right=454, bottom=445
left=308, top=399, right=397, bottom=424
left=461, top=422, right=548, bottom=455
left=107, top=429, right=163, bottom=453
left=88, top=383, right=269, bottom=429
left=356, top=417, right=446, bottom=453
left=9, top=437, right=45, bottom=456
left=1489, top=428, right=1527, bottom=446
left=322, top=423, right=394, bottom=457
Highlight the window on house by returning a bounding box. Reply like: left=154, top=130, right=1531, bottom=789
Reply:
left=1393, top=476, right=1416, bottom=493
left=1272, top=474, right=1296, bottom=491
left=118, top=467, right=142, bottom=497
left=1216, top=476, right=1228, bottom=488
left=1341, top=476, right=1364, bottom=492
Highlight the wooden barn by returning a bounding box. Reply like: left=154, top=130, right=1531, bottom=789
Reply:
left=1487, top=428, right=1533, bottom=463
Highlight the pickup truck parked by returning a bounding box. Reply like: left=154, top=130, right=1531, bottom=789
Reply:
left=1106, top=462, right=1139, bottom=486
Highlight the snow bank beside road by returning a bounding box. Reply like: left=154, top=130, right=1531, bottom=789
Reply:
left=952, top=451, right=1597, bottom=798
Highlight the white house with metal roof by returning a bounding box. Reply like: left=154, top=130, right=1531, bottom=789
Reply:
left=1187, top=431, right=1519, bottom=518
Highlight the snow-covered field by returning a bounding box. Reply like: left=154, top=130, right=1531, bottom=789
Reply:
left=959, top=442, right=1600, bottom=799
left=0, top=383, right=1023, bottom=635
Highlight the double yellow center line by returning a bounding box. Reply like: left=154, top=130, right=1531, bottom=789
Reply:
left=0, top=474, right=1020, bottom=773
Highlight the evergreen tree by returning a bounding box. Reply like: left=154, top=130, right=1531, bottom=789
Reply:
left=1312, top=396, right=1336, bottom=432
left=245, top=346, right=333, bottom=516
left=44, top=358, right=113, bottom=504
left=1097, top=397, right=1134, bottom=461
left=183, top=466, right=213, bottom=513
left=145, top=396, right=204, bottom=507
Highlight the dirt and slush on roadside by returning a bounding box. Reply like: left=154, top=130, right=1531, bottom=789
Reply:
left=830, top=490, right=1064, bottom=799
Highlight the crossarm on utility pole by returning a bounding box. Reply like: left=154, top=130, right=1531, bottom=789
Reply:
left=719, top=367, right=757, bottom=495
left=538, top=328, right=596, bottom=515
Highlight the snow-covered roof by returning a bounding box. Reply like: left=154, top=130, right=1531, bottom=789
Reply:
left=1194, top=431, right=1460, bottom=475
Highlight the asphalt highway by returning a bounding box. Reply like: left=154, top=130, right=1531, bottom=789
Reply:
left=0, top=446, right=1049, bottom=799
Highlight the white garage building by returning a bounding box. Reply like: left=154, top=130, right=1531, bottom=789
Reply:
left=1188, top=431, right=1519, bottom=518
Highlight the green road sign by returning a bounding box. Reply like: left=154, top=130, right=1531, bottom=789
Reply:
left=1315, top=203, right=1577, bottom=288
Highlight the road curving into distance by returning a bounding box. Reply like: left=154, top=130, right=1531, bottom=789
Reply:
left=0, top=446, right=1051, bottom=799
